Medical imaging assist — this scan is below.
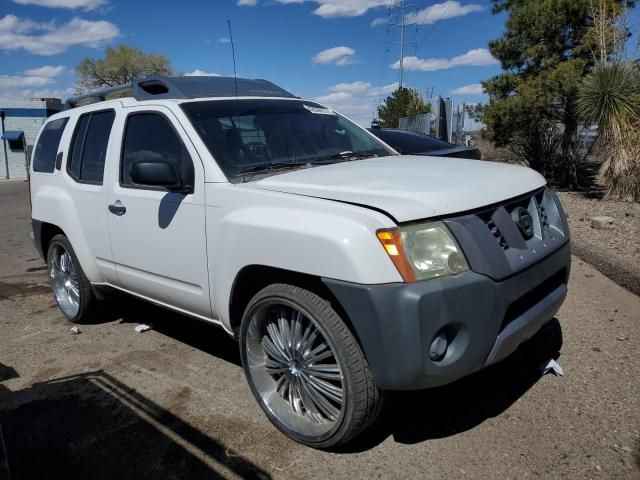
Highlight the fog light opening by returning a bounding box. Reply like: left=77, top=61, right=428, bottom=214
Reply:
left=429, top=331, right=449, bottom=362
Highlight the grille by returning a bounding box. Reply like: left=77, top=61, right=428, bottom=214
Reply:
left=479, top=189, right=553, bottom=250
left=538, top=192, right=550, bottom=230
left=445, top=188, right=567, bottom=281
left=484, top=216, right=508, bottom=250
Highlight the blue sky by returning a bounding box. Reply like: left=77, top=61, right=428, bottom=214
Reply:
left=0, top=0, right=637, bottom=126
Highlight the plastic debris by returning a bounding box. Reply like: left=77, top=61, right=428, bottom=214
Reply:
left=70, top=326, right=81, bottom=335
left=134, top=324, right=152, bottom=333
left=541, top=358, right=564, bottom=376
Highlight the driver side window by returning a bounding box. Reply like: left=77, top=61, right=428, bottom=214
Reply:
left=121, top=112, right=195, bottom=190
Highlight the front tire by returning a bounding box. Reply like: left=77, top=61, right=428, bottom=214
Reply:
left=239, top=283, right=383, bottom=449
left=47, top=234, right=96, bottom=323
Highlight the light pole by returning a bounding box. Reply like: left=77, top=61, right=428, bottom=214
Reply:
left=1, top=111, right=9, bottom=179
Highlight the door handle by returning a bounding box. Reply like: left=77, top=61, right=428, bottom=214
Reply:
left=108, top=203, right=126, bottom=216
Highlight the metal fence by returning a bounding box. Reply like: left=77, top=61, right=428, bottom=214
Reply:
left=398, top=114, right=431, bottom=135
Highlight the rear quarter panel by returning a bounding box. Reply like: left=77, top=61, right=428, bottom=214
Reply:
left=30, top=109, right=115, bottom=284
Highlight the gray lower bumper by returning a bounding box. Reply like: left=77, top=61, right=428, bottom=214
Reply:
left=323, top=241, right=571, bottom=390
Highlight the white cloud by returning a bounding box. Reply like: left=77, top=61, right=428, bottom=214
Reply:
left=243, top=0, right=388, bottom=18
left=0, top=75, right=53, bottom=88
left=372, top=1, right=482, bottom=27
left=329, top=81, right=372, bottom=94
left=184, top=69, right=221, bottom=77
left=0, top=66, right=72, bottom=100
left=0, top=87, right=73, bottom=102
left=406, top=1, right=482, bottom=25
left=315, top=91, right=353, bottom=103
left=0, top=15, right=119, bottom=55
left=0, top=65, right=66, bottom=89
left=315, top=80, right=400, bottom=126
left=308, top=0, right=388, bottom=18
left=451, top=83, right=484, bottom=95
left=312, top=46, right=356, bottom=65
left=366, top=82, right=399, bottom=97
left=12, top=0, right=108, bottom=10
left=217, top=37, right=231, bottom=44
left=23, top=65, right=65, bottom=77
left=392, top=48, right=498, bottom=71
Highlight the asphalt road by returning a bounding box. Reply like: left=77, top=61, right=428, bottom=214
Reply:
left=0, top=181, right=638, bottom=479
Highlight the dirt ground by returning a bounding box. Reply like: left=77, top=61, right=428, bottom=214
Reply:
left=1, top=181, right=639, bottom=479
left=557, top=191, right=640, bottom=295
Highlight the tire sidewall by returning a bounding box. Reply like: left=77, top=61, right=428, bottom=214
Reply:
left=47, top=234, right=89, bottom=323
left=239, top=285, right=358, bottom=448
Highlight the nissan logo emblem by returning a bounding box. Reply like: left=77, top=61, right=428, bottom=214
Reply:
left=512, top=207, right=534, bottom=239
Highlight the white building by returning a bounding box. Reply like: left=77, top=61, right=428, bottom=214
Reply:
left=1, top=98, right=64, bottom=179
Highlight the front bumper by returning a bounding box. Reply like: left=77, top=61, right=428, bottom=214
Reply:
left=323, top=240, right=570, bottom=390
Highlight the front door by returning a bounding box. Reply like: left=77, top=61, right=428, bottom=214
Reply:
left=105, top=106, right=211, bottom=318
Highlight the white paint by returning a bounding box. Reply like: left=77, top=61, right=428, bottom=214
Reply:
left=30, top=93, right=546, bottom=334
left=251, top=155, right=546, bottom=222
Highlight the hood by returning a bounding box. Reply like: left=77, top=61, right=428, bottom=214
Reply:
left=249, top=155, right=546, bottom=222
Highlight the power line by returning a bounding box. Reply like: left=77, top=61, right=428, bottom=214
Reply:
left=416, top=0, right=452, bottom=53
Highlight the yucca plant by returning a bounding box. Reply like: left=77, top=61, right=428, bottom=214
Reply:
left=578, top=61, right=640, bottom=201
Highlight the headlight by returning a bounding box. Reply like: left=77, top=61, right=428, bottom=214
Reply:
left=377, top=221, right=469, bottom=282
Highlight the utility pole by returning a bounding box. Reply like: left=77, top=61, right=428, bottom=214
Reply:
left=388, top=0, right=416, bottom=89
left=0, top=111, right=8, bottom=179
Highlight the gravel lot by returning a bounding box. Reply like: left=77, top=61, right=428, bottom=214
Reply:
left=1, top=181, right=639, bottom=479
left=558, top=192, right=640, bottom=295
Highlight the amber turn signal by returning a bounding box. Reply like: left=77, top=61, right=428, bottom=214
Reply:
left=376, top=229, right=417, bottom=283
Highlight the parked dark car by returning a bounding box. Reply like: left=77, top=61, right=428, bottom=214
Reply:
left=368, top=128, right=482, bottom=160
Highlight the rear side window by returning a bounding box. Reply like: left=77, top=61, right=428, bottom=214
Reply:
left=68, top=110, right=115, bottom=184
left=121, top=113, right=194, bottom=189
left=32, top=118, right=69, bottom=173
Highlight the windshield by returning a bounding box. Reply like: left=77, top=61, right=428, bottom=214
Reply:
left=181, top=99, right=394, bottom=180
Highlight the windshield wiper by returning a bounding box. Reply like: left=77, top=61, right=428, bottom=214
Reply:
left=235, top=151, right=381, bottom=182
left=235, top=161, right=311, bottom=182
left=317, top=150, right=380, bottom=163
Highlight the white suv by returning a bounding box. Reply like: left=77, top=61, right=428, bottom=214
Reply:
left=30, top=76, right=571, bottom=448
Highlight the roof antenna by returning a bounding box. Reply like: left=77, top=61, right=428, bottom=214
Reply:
left=227, top=19, right=239, bottom=97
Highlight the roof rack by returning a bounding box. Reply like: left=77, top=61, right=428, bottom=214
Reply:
left=64, top=76, right=297, bottom=109
left=64, top=83, right=133, bottom=109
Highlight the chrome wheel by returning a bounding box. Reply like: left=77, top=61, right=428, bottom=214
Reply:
left=48, top=243, right=80, bottom=318
left=245, top=301, right=345, bottom=437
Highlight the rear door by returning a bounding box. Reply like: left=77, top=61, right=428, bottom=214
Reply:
left=62, top=108, right=118, bottom=284
left=104, top=106, right=211, bottom=318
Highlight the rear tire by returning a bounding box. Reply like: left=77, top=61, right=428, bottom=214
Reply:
left=46, top=234, right=96, bottom=323
left=239, top=283, right=383, bottom=449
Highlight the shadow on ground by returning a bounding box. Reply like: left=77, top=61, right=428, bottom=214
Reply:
left=98, top=296, right=563, bottom=454
left=1, top=291, right=564, bottom=476
left=551, top=158, right=604, bottom=198
left=0, top=363, right=18, bottom=383
left=77, top=296, right=564, bottom=454
left=88, top=293, right=242, bottom=367
left=0, top=370, right=271, bottom=480
left=341, top=318, right=564, bottom=452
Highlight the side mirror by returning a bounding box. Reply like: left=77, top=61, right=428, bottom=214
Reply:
left=129, top=161, right=190, bottom=192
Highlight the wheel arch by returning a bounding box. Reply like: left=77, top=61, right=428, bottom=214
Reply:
left=39, top=222, right=66, bottom=260
left=228, top=265, right=360, bottom=345
left=30, top=179, right=103, bottom=282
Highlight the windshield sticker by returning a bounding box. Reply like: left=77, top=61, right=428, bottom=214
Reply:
left=304, top=104, right=336, bottom=115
